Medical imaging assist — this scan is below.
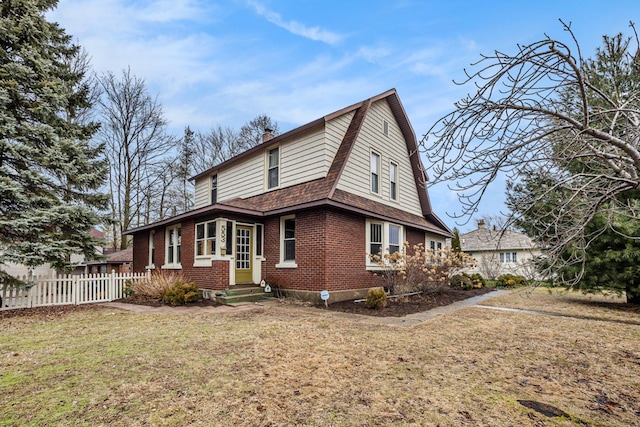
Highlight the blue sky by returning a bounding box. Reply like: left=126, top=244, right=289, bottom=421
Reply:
left=49, top=0, right=638, bottom=231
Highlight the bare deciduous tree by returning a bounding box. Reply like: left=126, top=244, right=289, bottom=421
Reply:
left=191, top=115, right=279, bottom=174
left=99, top=68, right=174, bottom=249
left=422, top=21, right=640, bottom=285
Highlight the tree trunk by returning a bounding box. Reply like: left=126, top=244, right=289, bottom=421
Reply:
left=626, top=284, right=640, bottom=304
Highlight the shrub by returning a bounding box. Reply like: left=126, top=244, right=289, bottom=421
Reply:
left=163, top=280, right=200, bottom=306
left=496, top=274, right=525, bottom=287
left=369, top=242, right=477, bottom=295
left=450, top=273, right=473, bottom=290
left=134, top=270, right=182, bottom=298
left=469, top=273, right=486, bottom=288
left=123, top=280, right=135, bottom=297
left=365, top=288, right=387, bottom=309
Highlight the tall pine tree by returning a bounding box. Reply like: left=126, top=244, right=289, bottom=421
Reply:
left=0, top=0, right=108, bottom=272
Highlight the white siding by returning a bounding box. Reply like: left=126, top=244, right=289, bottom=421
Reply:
left=193, top=177, right=210, bottom=209
left=280, top=126, right=327, bottom=187
left=218, top=153, right=265, bottom=200
left=0, top=261, right=56, bottom=279
left=336, top=99, right=423, bottom=216
left=324, top=111, right=354, bottom=170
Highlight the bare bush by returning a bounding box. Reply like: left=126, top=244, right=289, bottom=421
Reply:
left=369, top=243, right=476, bottom=295
left=133, top=270, right=183, bottom=298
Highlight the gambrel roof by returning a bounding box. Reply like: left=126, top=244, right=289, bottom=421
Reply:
left=126, top=89, right=451, bottom=237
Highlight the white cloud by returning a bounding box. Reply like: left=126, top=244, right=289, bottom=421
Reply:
left=355, top=45, right=392, bottom=64
left=247, top=0, right=344, bottom=45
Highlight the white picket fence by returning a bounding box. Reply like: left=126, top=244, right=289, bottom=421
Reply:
left=0, top=271, right=149, bottom=311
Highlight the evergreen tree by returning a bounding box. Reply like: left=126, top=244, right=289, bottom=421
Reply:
left=507, top=33, right=640, bottom=303
left=0, top=0, right=108, bottom=272
left=560, top=209, right=640, bottom=304
left=451, top=228, right=461, bottom=253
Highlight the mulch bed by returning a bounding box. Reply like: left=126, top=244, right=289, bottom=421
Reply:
left=113, top=294, right=223, bottom=308
left=1, top=288, right=496, bottom=320
left=0, top=303, right=107, bottom=321
left=324, top=287, right=496, bottom=317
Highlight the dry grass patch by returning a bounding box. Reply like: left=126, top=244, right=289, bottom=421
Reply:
left=480, top=286, right=640, bottom=324
left=0, top=296, right=639, bottom=426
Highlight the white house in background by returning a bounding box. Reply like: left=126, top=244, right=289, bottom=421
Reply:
left=460, top=220, right=541, bottom=280
left=1, top=229, right=106, bottom=279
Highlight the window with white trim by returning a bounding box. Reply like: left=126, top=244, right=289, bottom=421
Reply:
left=276, top=215, right=296, bottom=268
left=256, top=224, right=264, bottom=257
left=165, top=225, right=181, bottom=267
left=267, top=147, right=279, bottom=189
left=147, top=230, right=155, bottom=268
left=210, top=174, right=218, bottom=204
left=382, top=119, right=389, bottom=136
left=366, top=220, right=404, bottom=267
left=369, top=222, right=383, bottom=257
left=389, top=224, right=401, bottom=254
left=195, top=221, right=216, bottom=257
left=389, top=161, right=398, bottom=201
left=283, top=216, right=295, bottom=262
left=370, top=151, right=380, bottom=194
left=500, top=252, right=517, bottom=263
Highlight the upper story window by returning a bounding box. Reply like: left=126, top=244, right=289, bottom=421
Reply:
left=370, top=151, right=380, bottom=194
left=268, top=147, right=279, bottom=189
left=389, top=162, right=398, bottom=201
left=196, top=221, right=216, bottom=257
left=210, top=174, right=218, bottom=204
left=165, top=225, right=181, bottom=268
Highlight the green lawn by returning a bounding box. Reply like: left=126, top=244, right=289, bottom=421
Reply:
left=1, top=289, right=639, bottom=426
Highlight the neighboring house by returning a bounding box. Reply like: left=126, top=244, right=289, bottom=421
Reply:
left=125, top=89, right=452, bottom=302
left=1, top=229, right=106, bottom=279
left=78, top=248, right=133, bottom=275
left=460, top=220, right=541, bottom=279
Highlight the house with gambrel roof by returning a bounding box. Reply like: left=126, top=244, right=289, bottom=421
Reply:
left=125, top=89, right=452, bottom=302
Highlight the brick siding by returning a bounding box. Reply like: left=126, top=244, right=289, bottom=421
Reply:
left=132, top=208, right=428, bottom=293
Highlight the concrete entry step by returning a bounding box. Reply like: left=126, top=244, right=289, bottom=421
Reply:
left=215, top=286, right=274, bottom=305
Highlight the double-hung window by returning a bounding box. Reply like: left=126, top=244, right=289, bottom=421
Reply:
left=165, top=225, right=181, bottom=267
left=371, top=151, right=380, bottom=194
left=195, top=221, right=216, bottom=257
left=366, top=220, right=404, bottom=267
left=147, top=230, right=155, bottom=268
left=369, top=222, right=383, bottom=257
left=268, top=147, right=279, bottom=189
left=210, top=174, right=218, bottom=204
left=256, top=224, right=264, bottom=257
left=277, top=215, right=296, bottom=268
left=389, top=162, right=398, bottom=201
left=388, top=224, right=401, bottom=255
